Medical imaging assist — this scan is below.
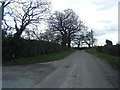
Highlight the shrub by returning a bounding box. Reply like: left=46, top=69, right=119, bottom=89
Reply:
left=2, top=37, right=69, bottom=63
left=95, top=45, right=120, bottom=57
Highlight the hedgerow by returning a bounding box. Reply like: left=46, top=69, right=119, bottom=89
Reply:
left=2, top=37, right=69, bottom=63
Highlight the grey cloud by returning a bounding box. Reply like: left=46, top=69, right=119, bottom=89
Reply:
left=97, top=4, right=116, bottom=11
left=92, top=0, right=118, bottom=10
left=95, top=24, right=118, bottom=37
left=95, top=30, right=107, bottom=37
left=97, top=20, right=113, bottom=24
left=107, top=24, right=118, bottom=32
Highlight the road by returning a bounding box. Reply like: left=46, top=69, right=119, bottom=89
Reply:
left=2, top=50, right=118, bottom=88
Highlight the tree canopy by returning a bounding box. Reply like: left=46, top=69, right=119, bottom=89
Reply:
left=2, top=0, right=97, bottom=48
left=47, top=9, right=85, bottom=47
left=2, top=0, right=51, bottom=38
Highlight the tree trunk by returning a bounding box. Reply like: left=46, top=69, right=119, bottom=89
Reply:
left=61, top=37, right=67, bottom=46
left=61, top=33, right=67, bottom=46
left=88, top=44, right=91, bottom=48
left=67, top=33, right=71, bottom=48
left=14, top=24, right=26, bottom=39
left=14, top=30, right=23, bottom=39
left=61, top=41, right=66, bottom=46
left=68, top=42, right=70, bottom=48
left=77, top=43, right=80, bottom=49
left=68, top=39, right=71, bottom=48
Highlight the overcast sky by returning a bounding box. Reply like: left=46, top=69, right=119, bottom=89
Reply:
left=51, top=0, right=119, bottom=45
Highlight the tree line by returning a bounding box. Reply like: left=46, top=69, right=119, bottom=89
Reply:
left=2, top=0, right=96, bottom=48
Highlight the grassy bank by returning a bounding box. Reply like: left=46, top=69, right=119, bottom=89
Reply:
left=3, top=50, right=75, bottom=66
left=86, top=49, right=120, bottom=66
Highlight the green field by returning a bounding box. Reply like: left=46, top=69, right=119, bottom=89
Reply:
left=86, top=49, right=120, bottom=66
left=3, top=50, right=75, bottom=66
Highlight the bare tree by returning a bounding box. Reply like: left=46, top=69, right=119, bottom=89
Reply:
left=73, top=34, right=83, bottom=49
left=1, top=0, right=15, bottom=20
left=41, top=29, right=62, bottom=43
left=82, top=29, right=96, bottom=48
left=72, top=26, right=97, bottom=48
left=1, top=0, right=15, bottom=37
left=48, top=9, right=83, bottom=47
left=72, top=26, right=86, bottom=48
left=3, top=0, right=51, bottom=38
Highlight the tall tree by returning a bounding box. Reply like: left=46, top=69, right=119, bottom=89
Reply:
left=1, top=0, right=15, bottom=37
left=82, top=29, right=96, bottom=48
left=73, top=34, right=83, bottom=49
left=48, top=9, right=83, bottom=47
left=41, top=29, right=62, bottom=43
left=3, top=0, right=51, bottom=38
left=1, top=0, right=14, bottom=20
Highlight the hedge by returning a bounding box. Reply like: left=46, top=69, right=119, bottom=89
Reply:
left=95, top=45, right=120, bottom=57
left=2, top=37, right=69, bottom=63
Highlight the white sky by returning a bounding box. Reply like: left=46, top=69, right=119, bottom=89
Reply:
left=0, top=0, right=119, bottom=45
left=51, top=0, right=119, bottom=45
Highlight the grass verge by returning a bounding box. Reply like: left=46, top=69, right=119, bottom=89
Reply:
left=86, top=49, right=120, bottom=66
left=3, top=50, right=75, bottom=66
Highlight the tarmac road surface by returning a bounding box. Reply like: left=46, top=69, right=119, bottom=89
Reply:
left=2, top=50, right=118, bottom=88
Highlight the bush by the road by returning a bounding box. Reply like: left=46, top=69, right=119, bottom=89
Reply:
left=3, top=50, right=75, bottom=66
left=3, top=37, right=69, bottom=63
left=95, top=45, right=120, bottom=57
